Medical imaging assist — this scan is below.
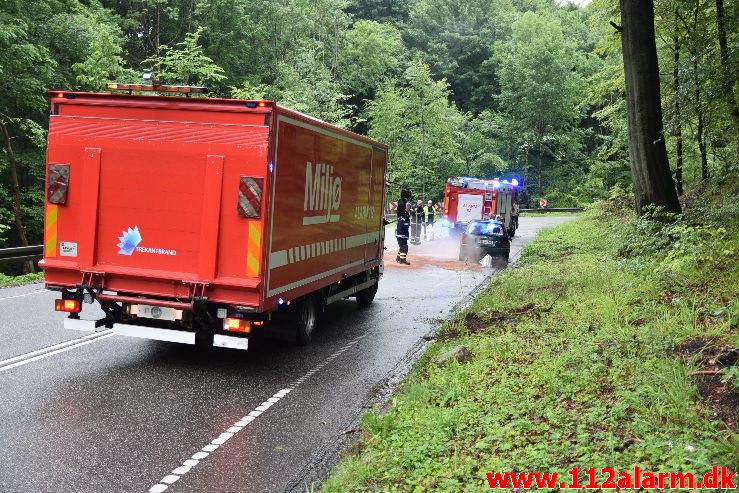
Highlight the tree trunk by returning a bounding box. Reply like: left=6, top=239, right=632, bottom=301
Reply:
left=537, top=142, right=543, bottom=196
left=698, top=110, right=709, bottom=183
left=619, top=0, right=681, bottom=214
left=673, top=30, right=684, bottom=195
left=0, top=120, right=33, bottom=273
left=155, top=5, right=161, bottom=55
left=715, top=0, right=739, bottom=138
left=693, top=49, right=709, bottom=184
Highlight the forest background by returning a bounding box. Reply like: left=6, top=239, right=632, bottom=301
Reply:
left=0, top=0, right=737, bottom=252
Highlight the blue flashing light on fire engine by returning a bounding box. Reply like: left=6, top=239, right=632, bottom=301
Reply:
left=511, top=178, right=519, bottom=186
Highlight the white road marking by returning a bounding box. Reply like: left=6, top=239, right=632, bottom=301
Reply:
left=161, top=475, right=179, bottom=485
left=148, top=336, right=364, bottom=492
left=0, top=330, right=113, bottom=373
left=0, top=289, right=47, bottom=302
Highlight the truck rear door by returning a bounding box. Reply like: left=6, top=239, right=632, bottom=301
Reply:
left=456, top=193, right=484, bottom=224
left=44, top=93, right=270, bottom=298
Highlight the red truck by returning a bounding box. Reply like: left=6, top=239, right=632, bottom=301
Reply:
left=40, top=87, right=388, bottom=350
left=441, top=177, right=520, bottom=237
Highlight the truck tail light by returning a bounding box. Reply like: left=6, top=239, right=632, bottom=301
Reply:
left=223, top=317, right=251, bottom=333
left=47, top=164, right=70, bottom=205
left=237, top=176, right=263, bottom=218
left=55, top=299, right=81, bottom=313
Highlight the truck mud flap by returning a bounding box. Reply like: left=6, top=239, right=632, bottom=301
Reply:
left=112, top=324, right=195, bottom=344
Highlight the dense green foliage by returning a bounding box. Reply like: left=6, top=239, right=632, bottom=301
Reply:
left=1, top=0, right=737, bottom=251
left=323, top=176, right=739, bottom=491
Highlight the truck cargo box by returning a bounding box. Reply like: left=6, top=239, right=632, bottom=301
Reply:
left=41, top=91, right=387, bottom=348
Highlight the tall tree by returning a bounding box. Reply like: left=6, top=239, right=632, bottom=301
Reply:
left=497, top=12, right=584, bottom=196
left=142, top=27, right=226, bottom=87
left=714, top=0, right=739, bottom=138
left=0, top=120, right=32, bottom=272
left=406, top=0, right=512, bottom=114
left=619, top=0, right=680, bottom=213
left=364, top=60, right=464, bottom=199
left=672, top=26, right=684, bottom=195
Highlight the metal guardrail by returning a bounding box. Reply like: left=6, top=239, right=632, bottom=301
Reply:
left=0, top=245, right=43, bottom=265
left=520, top=208, right=584, bottom=213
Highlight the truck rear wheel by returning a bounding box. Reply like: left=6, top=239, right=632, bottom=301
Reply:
left=295, top=294, right=319, bottom=345
left=356, top=282, right=378, bottom=308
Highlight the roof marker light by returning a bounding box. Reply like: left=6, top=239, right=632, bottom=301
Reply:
left=277, top=298, right=285, bottom=305
left=105, top=82, right=207, bottom=94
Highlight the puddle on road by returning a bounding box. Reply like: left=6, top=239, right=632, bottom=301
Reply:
left=383, top=230, right=507, bottom=272
left=384, top=253, right=486, bottom=272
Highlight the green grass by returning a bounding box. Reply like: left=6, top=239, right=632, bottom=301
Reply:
left=0, top=271, right=43, bottom=287
left=322, top=180, right=738, bottom=492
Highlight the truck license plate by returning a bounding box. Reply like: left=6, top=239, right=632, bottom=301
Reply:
left=138, top=305, right=176, bottom=321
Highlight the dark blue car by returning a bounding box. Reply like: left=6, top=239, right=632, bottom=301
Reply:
left=458, top=220, right=510, bottom=261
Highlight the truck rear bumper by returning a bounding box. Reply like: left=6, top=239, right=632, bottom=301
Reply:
left=112, top=324, right=195, bottom=344
left=109, top=324, right=250, bottom=350
left=64, top=317, right=107, bottom=332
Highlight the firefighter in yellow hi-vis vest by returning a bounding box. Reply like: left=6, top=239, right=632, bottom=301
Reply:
left=423, top=200, right=435, bottom=240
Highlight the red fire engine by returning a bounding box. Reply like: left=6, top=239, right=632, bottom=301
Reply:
left=441, top=177, right=520, bottom=237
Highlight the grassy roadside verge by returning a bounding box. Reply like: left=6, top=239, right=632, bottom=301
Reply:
left=0, top=272, right=43, bottom=288
left=323, top=181, right=738, bottom=492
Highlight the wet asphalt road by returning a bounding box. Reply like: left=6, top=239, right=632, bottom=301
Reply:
left=0, top=216, right=571, bottom=493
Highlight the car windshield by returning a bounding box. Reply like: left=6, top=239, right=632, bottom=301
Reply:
left=466, top=221, right=504, bottom=236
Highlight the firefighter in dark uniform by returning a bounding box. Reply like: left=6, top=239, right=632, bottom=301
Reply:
left=410, top=200, right=424, bottom=245
left=395, top=203, right=411, bottom=265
